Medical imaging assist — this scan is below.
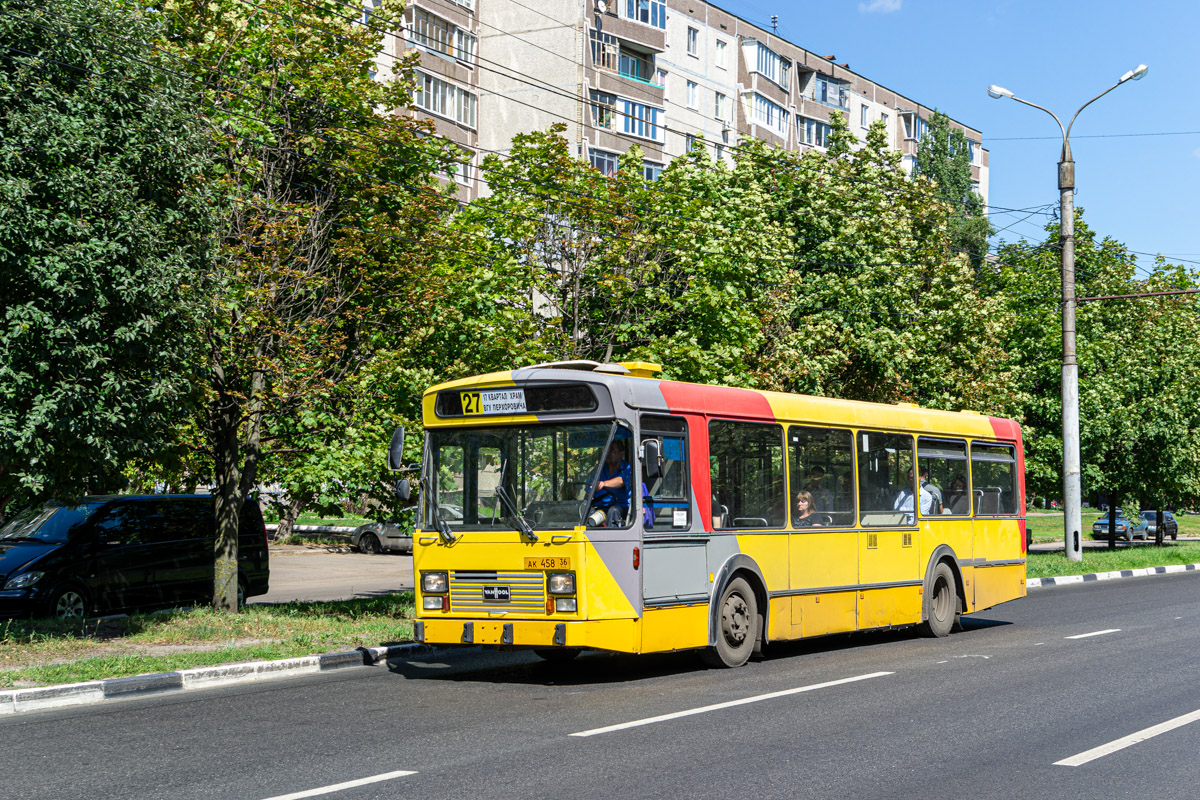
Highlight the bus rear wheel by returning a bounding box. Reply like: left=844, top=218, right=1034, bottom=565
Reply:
left=921, top=562, right=957, bottom=638
left=701, top=577, right=757, bottom=668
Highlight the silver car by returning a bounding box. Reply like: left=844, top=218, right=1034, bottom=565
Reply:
left=351, top=521, right=413, bottom=554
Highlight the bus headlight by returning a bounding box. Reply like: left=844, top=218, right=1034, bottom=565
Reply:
left=422, top=596, right=445, bottom=610
left=547, top=573, right=575, bottom=595
left=422, top=572, right=448, bottom=593
left=555, top=598, right=577, bottom=613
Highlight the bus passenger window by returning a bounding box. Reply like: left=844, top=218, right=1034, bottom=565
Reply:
left=917, top=438, right=969, bottom=516
left=709, top=420, right=786, bottom=529
left=970, top=443, right=1018, bottom=515
left=857, top=432, right=916, bottom=527
left=640, top=414, right=690, bottom=530
left=788, top=425, right=855, bottom=527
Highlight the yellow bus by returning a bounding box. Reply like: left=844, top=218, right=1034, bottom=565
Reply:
left=395, top=361, right=1026, bottom=667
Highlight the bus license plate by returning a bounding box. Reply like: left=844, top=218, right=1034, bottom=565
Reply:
left=525, top=557, right=571, bottom=570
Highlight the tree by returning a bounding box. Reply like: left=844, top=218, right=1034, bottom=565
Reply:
left=161, top=0, right=457, bottom=608
left=0, top=0, right=215, bottom=513
left=915, top=110, right=992, bottom=270
left=990, top=212, right=1200, bottom=510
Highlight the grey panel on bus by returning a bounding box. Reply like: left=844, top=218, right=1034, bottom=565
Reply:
left=590, top=538, right=643, bottom=615
left=643, top=541, right=710, bottom=602
left=705, top=533, right=744, bottom=578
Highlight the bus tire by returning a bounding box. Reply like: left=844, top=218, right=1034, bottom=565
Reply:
left=701, top=577, right=757, bottom=668
left=921, top=562, right=957, bottom=638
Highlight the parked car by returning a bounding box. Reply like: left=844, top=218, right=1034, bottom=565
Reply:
left=1140, top=510, right=1179, bottom=540
left=0, top=495, right=269, bottom=619
left=1091, top=509, right=1150, bottom=541
left=351, top=520, right=414, bottom=555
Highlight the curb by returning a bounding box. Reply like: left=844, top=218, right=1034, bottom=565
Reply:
left=0, top=642, right=431, bottom=716
left=1027, top=562, right=1200, bottom=589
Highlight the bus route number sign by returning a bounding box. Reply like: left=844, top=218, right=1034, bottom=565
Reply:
left=461, top=388, right=528, bottom=416
left=525, top=557, right=570, bottom=570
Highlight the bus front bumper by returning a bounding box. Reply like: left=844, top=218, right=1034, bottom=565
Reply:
left=415, top=617, right=639, bottom=652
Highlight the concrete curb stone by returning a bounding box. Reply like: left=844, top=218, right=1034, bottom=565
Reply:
left=0, top=643, right=429, bottom=716
left=1027, top=561, right=1200, bottom=588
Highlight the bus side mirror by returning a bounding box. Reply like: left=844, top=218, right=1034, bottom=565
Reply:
left=643, top=439, right=661, bottom=480
left=387, top=427, right=405, bottom=471
left=395, top=478, right=411, bottom=501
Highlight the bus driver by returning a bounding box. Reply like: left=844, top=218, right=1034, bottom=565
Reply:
left=591, top=439, right=632, bottom=526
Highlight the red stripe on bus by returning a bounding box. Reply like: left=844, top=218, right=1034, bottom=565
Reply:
left=990, top=416, right=1028, bottom=553
left=657, top=381, right=775, bottom=418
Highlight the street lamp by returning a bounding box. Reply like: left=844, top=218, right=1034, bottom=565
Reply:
left=987, top=64, right=1148, bottom=563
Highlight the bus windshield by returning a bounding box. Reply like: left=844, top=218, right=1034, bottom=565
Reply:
left=427, top=422, right=623, bottom=531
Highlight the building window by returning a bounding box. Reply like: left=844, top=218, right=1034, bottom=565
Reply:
left=813, top=75, right=848, bottom=108
left=901, top=112, right=927, bottom=141
left=415, top=71, right=476, bottom=128
left=590, top=29, right=619, bottom=71
left=968, top=140, right=979, bottom=164
left=590, top=148, right=620, bottom=176
left=748, top=92, right=788, bottom=137
left=860, top=105, right=869, bottom=128
left=686, top=26, right=698, bottom=56
left=715, top=143, right=725, bottom=161
left=746, top=41, right=790, bottom=90
left=686, top=80, right=698, bottom=109
left=714, top=39, right=726, bottom=69
left=801, top=117, right=831, bottom=147
left=643, top=160, right=663, bottom=181
left=714, top=91, right=727, bottom=122
left=624, top=0, right=666, bottom=28
left=450, top=0, right=474, bottom=10
left=621, top=99, right=663, bottom=141
left=619, top=49, right=654, bottom=82
left=590, top=90, right=616, bottom=129
left=881, top=111, right=889, bottom=129
left=411, top=9, right=475, bottom=64
left=447, top=152, right=474, bottom=187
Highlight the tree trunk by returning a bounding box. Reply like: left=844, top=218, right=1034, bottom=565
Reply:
left=275, top=494, right=306, bottom=542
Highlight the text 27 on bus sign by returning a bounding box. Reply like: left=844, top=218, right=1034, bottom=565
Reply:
left=461, top=388, right=528, bottom=416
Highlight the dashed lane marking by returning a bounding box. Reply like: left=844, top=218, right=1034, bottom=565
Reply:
left=1056, top=708, right=1200, bottom=766
left=569, top=671, right=893, bottom=738
left=260, top=770, right=418, bottom=800
left=1065, top=628, right=1120, bottom=639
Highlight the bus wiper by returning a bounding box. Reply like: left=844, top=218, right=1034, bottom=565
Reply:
left=420, top=476, right=457, bottom=545
left=494, top=485, right=538, bottom=542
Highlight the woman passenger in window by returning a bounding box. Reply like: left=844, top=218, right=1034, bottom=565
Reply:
left=794, top=491, right=822, bottom=527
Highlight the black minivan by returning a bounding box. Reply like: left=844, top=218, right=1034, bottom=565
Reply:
left=0, top=495, right=270, bottom=618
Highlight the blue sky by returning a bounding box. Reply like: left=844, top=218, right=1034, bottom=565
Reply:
left=716, top=0, right=1199, bottom=276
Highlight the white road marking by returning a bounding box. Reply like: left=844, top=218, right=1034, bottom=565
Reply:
left=569, top=671, right=893, bottom=738
left=1056, top=708, right=1200, bottom=766
left=260, top=770, right=417, bottom=800
left=1065, top=628, right=1120, bottom=639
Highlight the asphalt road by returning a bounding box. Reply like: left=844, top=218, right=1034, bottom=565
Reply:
left=252, top=549, right=414, bottom=603
left=10, top=572, right=1200, bottom=800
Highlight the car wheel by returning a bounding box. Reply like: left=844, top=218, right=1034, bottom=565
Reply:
left=47, top=584, right=89, bottom=619
left=359, top=532, right=381, bottom=555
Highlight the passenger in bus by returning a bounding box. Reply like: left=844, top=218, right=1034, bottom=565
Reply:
left=921, top=466, right=943, bottom=514
left=592, top=440, right=632, bottom=526
left=894, top=467, right=934, bottom=514
left=711, top=495, right=725, bottom=529
left=944, top=475, right=970, bottom=515
left=836, top=472, right=855, bottom=511
left=805, top=466, right=834, bottom=511
left=794, top=491, right=822, bottom=527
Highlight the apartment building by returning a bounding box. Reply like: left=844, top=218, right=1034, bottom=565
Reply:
left=390, top=0, right=988, bottom=205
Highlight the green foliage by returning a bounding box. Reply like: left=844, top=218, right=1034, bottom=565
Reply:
left=0, top=0, right=215, bottom=507
left=915, top=110, right=991, bottom=269
left=990, top=212, right=1200, bottom=507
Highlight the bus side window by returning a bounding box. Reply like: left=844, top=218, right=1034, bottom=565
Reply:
left=788, top=424, right=855, bottom=528
left=709, top=420, right=786, bottom=530
left=970, top=443, right=1018, bottom=516
left=857, top=431, right=915, bottom=527
left=641, top=415, right=690, bottom=530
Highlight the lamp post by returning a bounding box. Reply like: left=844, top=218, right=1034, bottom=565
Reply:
left=987, top=64, right=1148, bottom=562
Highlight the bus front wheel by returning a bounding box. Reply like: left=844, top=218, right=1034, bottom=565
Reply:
left=921, top=562, right=957, bottom=638
left=701, top=577, right=758, bottom=668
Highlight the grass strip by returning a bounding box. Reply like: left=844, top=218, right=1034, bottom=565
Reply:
left=0, top=593, right=415, bottom=688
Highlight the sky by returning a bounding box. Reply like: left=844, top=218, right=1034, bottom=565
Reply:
left=715, top=0, right=1199, bottom=276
